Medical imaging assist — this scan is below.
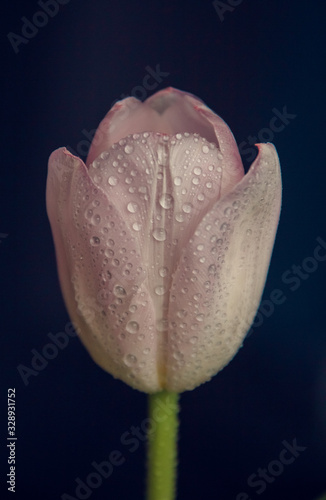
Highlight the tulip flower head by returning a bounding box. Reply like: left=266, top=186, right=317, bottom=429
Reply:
left=46, top=87, right=281, bottom=393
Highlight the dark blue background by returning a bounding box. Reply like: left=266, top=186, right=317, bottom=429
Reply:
left=1, top=1, right=326, bottom=499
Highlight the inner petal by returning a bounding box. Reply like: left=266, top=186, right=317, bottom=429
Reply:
left=88, top=132, right=230, bottom=386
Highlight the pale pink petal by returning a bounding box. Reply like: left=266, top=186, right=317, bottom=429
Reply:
left=165, top=143, right=282, bottom=392
left=146, top=87, right=218, bottom=142
left=185, top=94, right=244, bottom=196
left=87, top=98, right=163, bottom=167
left=46, top=148, right=161, bottom=392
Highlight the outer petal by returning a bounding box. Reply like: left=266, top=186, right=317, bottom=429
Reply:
left=165, top=143, right=282, bottom=392
left=46, top=148, right=161, bottom=392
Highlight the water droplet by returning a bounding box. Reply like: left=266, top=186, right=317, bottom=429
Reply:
left=124, top=354, right=137, bottom=366
left=132, top=222, right=142, bottom=231
left=202, top=145, right=209, bottom=154
left=208, top=264, right=216, bottom=275
left=182, top=203, right=192, bottom=214
left=94, top=173, right=102, bottom=184
left=124, top=144, right=134, bottom=154
left=196, top=313, right=204, bottom=322
left=224, top=207, right=232, bottom=217
left=113, top=285, right=126, bottom=297
left=92, top=214, right=101, bottom=225
left=159, top=194, right=174, bottom=209
left=127, top=202, right=138, bottom=213
left=90, top=236, right=100, bottom=246
left=126, top=321, right=139, bottom=333
left=159, top=267, right=168, bottom=277
left=190, top=336, right=198, bottom=344
left=155, top=285, right=167, bottom=296
left=194, top=166, right=202, bottom=175
left=173, top=351, right=184, bottom=361
left=108, top=176, right=118, bottom=186
left=152, top=228, right=167, bottom=241
left=105, top=248, right=114, bottom=258
left=175, top=213, right=184, bottom=223
left=174, top=176, right=182, bottom=186
left=192, top=177, right=200, bottom=185
left=246, top=228, right=252, bottom=235
left=197, top=244, right=204, bottom=251
left=143, top=347, right=150, bottom=355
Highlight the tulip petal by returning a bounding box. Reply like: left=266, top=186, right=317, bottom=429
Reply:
left=165, top=143, right=282, bottom=392
left=87, top=99, right=163, bottom=167
left=87, top=87, right=245, bottom=198
left=46, top=148, right=162, bottom=392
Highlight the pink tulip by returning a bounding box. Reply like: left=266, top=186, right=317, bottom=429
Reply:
left=46, top=87, right=281, bottom=393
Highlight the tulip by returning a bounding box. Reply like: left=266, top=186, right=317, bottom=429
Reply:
left=46, top=87, right=282, bottom=394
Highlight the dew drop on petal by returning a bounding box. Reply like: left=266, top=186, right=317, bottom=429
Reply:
left=126, top=321, right=139, bottom=333
left=202, top=145, right=209, bottom=154
left=152, top=228, right=167, bottom=241
left=175, top=213, right=184, bottom=222
left=113, top=285, right=126, bottom=297
left=127, top=202, right=138, bottom=213
left=92, top=214, right=101, bottom=225
left=155, top=285, right=167, bottom=296
left=159, top=266, right=168, bottom=277
left=193, top=166, right=202, bottom=175
left=182, top=203, right=192, bottom=214
left=90, top=236, right=100, bottom=246
left=174, top=176, right=182, bottom=186
left=108, top=176, right=118, bottom=186
left=159, top=194, right=174, bottom=209
left=124, top=354, right=137, bottom=366
left=190, top=336, right=198, bottom=344
left=124, top=144, right=134, bottom=155
left=208, top=264, right=217, bottom=275
left=132, top=222, right=142, bottom=231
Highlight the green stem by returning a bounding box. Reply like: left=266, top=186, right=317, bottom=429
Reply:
left=146, top=391, right=180, bottom=500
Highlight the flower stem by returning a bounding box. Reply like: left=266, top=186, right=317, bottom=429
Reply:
left=146, top=391, right=180, bottom=500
